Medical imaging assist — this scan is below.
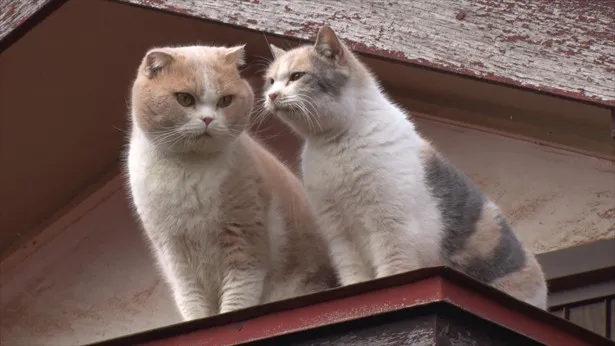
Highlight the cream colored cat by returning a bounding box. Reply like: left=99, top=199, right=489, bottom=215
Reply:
left=127, top=45, right=336, bottom=321
left=264, top=26, right=548, bottom=309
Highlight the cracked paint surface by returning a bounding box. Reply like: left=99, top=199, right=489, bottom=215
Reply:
left=1, top=1, right=613, bottom=104
left=115, top=0, right=615, bottom=106
left=0, top=0, right=52, bottom=42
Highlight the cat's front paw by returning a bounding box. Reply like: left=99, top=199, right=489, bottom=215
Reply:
left=178, top=304, right=214, bottom=321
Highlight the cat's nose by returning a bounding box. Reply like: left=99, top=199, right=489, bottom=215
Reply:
left=202, top=117, right=214, bottom=125
left=268, top=93, right=279, bottom=101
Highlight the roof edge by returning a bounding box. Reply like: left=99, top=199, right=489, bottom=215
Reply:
left=0, top=0, right=69, bottom=54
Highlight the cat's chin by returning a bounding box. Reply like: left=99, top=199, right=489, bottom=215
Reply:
left=194, top=132, right=213, bottom=139
left=266, top=106, right=281, bottom=113
left=266, top=102, right=292, bottom=112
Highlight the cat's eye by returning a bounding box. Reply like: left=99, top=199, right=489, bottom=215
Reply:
left=175, top=92, right=195, bottom=107
left=268, top=78, right=274, bottom=85
left=289, top=72, right=306, bottom=82
left=217, top=95, right=234, bottom=108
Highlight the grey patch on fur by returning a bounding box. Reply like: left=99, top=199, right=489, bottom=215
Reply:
left=424, top=152, right=526, bottom=283
left=306, top=54, right=349, bottom=97
left=464, top=215, right=527, bottom=283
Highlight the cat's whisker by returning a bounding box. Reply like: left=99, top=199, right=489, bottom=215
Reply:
left=249, top=101, right=273, bottom=129
left=153, top=131, right=185, bottom=148
left=253, top=131, right=284, bottom=142
left=291, top=102, right=317, bottom=132
left=247, top=57, right=273, bottom=75
left=150, top=126, right=192, bottom=148
left=280, top=40, right=295, bottom=52
left=249, top=66, right=270, bottom=76
left=151, top=127, right=180, bottom=139
left=250, top=55, right=272, bottom=64
left=166, top=134, right=188, bottom=149
left=285, top=95, right=321, bottom=132
left=113, top=125, right=128, bottom=134
left=226, top=123, right=247, bottom=133
left=252, top=108, right=271, bottom=129
left=294, top=95, right=322, bottom=131
left=248, top=60, right=272, bottom=69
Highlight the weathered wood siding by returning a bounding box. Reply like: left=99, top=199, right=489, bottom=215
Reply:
left=0, top=0, right=53, bottom=41
left=116, top=0, right=615, bottom=107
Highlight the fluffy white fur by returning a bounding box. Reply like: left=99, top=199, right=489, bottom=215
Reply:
left=128, top=45, right=335, bottom=320
left=129, top=133, right=240, bottom=318
left=264, top=26, right=547, bottom=309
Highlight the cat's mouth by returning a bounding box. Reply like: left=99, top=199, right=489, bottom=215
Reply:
left=193, top=131, right=212, bottom=139
left=267, top=99, right=289, bottom=111
left=270, top=102, right=291, bottom=112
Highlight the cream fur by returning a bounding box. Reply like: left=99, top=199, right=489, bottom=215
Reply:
left=127, top=45, right=336, bottom=320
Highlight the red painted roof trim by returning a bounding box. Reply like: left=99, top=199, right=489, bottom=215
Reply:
left=88, top=267, right=614, bottom=346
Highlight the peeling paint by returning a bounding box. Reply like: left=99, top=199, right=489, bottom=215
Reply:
left=0, top=0, right=53, bottom=42
left=111, top=0, right=615, bottom=107
left=2, top=1, right=614, bottom=106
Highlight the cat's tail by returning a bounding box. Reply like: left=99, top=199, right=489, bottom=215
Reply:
left=490, top=251, right=548, bottom=310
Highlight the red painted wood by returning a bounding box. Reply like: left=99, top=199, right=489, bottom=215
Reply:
left=143, top=277, right=443, bottom=346
left=91, top=268, right=613, bottom=346
left=441, top=279, right=595, bottom=346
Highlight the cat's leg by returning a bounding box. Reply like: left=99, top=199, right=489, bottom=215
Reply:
left=162, top=257, right=216, bottom=320
left=219, top=223, right=267, bottom=314
left=219, top=267, right=266, bottom=313
left=368, top=217, right=424, bottom=278
left=330, top=236, right=373, bottom=285
left=319, top=207, right=373, bottom=285
left=173, top=276, right=215, bottom=320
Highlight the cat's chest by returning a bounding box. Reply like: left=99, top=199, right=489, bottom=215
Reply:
left=303, top=142, right=381, bottom=186
left=301, top=138, right=423, bottom=207
left=130, top=153, right=229, bottom=230
left=151, top=164, right=224, bottom=205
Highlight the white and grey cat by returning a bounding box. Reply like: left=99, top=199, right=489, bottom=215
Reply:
left=264, top=26, right=547, bottom=309
left=127, top=45, right=336, bottom=321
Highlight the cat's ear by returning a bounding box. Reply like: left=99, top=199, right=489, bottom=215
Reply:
left=223, top=45, right=246, bottom=67
left=269, top=44, right=286, bottom=59
left=314, top=25, right=343, bottom=63
left=144, top=50, right=173, bottom=78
